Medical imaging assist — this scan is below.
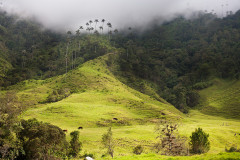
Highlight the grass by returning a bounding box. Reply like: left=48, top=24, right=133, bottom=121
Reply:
left=198, top=79, right=240, bottom=119
left=4, top=54, right=239, bottom=159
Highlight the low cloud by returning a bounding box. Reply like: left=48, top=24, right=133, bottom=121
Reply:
left=1, top=0, right=240, bottom=32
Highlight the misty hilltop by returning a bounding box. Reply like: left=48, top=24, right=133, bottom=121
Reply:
left=1, top=0, right=240, bottom=30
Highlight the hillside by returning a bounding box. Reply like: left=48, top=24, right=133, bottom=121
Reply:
left=9, top=54, right=238, bottom=159
left=198, top=79, right=240, bottom=119
left=19, top=54, right=181, bottom=124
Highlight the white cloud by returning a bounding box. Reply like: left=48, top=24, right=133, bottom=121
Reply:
left=1, top=0, right=240, bottom=31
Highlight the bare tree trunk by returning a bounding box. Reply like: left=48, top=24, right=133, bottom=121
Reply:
left=65, top=44, right=69, bottom=74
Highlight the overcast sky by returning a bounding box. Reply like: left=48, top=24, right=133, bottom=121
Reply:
left=1, top=0, right=240, bottom=31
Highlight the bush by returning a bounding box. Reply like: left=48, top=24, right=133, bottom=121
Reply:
left=189, top=128, right=210, bottom=154
left=133, top=145, right=144, bottom=155
left=46, top=88, right=71, bottom=102
left=155, top=120, right=188, bottom=156
left=69, top=131, right=82, bottom=158
left=17, top=118, right=68, bottom=160
left=102, top=127, right=114, bottom=158
left=225, top=146, right=240, bottom=152
left=193, top=82, right=212, bottom=90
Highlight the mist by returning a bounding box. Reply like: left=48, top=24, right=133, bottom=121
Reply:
left=1, top=0, right=240, bottom=32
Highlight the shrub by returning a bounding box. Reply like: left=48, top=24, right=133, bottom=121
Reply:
left=46, top=88, right=71, bottom=103
left=133, top=145, right=144, bottom=155
left=193, top=82, right=212, bottom=90
left=189, top=128, right=210, bottom=154
left=155, top=120, right=188, bottom=156
left=69, top=131, right=82, bottom=158
left=17, top=118, right=68, bottom=160
left=225, top=146, right=240, bottom=152
left=102, top=127, right=114, bottom=158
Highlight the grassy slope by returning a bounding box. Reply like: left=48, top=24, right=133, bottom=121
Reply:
left=198, top=79, right=240, bottom=119
left=5, top=54, right=240, bottom=159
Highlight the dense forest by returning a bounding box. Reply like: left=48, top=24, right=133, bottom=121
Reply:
left=115, top=11, right=240, bottom=112
left=1, top=10, right=240, bottom=112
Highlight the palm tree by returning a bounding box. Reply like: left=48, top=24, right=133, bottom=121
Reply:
left=65, top=31, right=72, bottom=74
left=89, top=20, right=93, bottom=27
left=79, top=26, right=84, bottom=32
left=107, top=22, right=112, bottom=33
left=94, top=19, right=99, bottom=31
left=102, top=19, right=105, bottom=26
left=99, top=26, right=103, bottom=34
left=76, top=29, right=80, bottom=36
left=90, top=27, right=94, bottom=34
left=107, top=23, right=112, bottom=40
left=101, top=19, right=105, bottom=33
left=86, top=27, right=90, bottom=33
left=114, top=29, right=118, bottom=34
left=108, top=30, right=112, bottom=40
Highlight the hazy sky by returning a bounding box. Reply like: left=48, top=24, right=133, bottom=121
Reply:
left=1, top=0, right=240, bottom=31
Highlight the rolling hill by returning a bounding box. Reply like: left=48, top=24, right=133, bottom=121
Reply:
left=4, top=53, right=239, bottom=159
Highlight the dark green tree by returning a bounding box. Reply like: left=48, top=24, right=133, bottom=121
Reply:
left=133, top=145, right=144, bottom=155
left=69, top=131, right=82, bottom=158
left=189, top=128, right=210, bottom=154
left=17, top=118, right=68, bottom=160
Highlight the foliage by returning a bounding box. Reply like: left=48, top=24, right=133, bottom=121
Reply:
left=133, top=145, right=144, bottom=155
left=225, top=146, right=240, bottom=152
left=155, top=120, right=188, bottom=156
left=102, top=127, right=114, bottom=158
left=46, top=88, right=71, bottom=103
left=189, top=128, right=210, bottom=154
left=116, top=12, right=240, bottom=112
left=17, top=118, right=68, bottom=160
left=69, top=131, right=82, bottom=158
left=0, top=91, right=23, bottom=159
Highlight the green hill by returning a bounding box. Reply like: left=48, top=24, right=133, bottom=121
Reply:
left=198, top=79, right=240, bottom=119
left=6, top=54, right=238, bottom=159
left=19, top=54, right=182, bottom=126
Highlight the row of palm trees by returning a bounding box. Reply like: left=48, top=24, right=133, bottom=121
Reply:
left=65, top=19, right=130, bottom=74
left=76, top=19, right=118, bottom=36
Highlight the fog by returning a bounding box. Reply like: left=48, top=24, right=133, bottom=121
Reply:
left=1, top=0, right=240, bottom=32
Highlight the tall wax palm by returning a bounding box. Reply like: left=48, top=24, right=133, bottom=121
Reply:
left=107, top=23, right=112, bottom=40
left=89, top=20, right=93, bottom=27
left=79, top=26, right=84, bottom=32
left=101, top=19, right=105, bottom=33
left=99, top=26, right=103, bottom=34
left=108, top=30, right=112, bottom=40
left=66, top=31, right=72, bottom=74
left=86, top=27, right=90, bottom=33
left=107, top=22, right=112, bottom=33
left=114, top=29, right=118, bottom=34
left=75, top=29, right=80, bottom=36
left=90, top=27, right=94, bottom=34
left=86, top=22, right=89, bottom=29
left=94, top=19, right=99, bottom=31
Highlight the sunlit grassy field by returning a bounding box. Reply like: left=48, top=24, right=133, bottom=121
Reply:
left=10, top=54, right=240, bottom=159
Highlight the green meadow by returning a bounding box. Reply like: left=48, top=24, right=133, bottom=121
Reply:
left=9, top=54, right=240, bottom=159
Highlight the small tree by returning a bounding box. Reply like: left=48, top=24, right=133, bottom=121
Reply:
left=189, top=128, right=210, bottom=154
left=133, top=145, right=144, bottom=155
left=102, top=127, right=114, bottom=158
left=69, top=131, right=82, bottom=158
left=155, top=120, right=187, bottom=156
